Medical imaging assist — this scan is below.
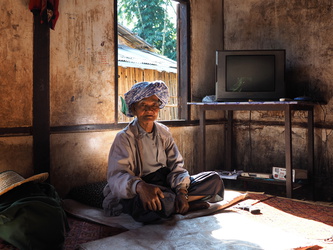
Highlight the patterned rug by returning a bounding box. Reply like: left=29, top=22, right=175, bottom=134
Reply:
left=64, top=216, right=127, bottom=250
left=248, top=193, right=333, bottom=227
left=230, top=193, right=333, bottom=248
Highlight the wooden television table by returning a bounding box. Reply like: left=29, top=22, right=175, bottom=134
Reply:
left=188, top=101, right=315, bottom=198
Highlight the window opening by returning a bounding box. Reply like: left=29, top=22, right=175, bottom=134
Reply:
left=117, top=0, right=182, bottom=122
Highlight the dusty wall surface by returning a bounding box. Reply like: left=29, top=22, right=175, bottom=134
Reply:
left=0, top=1, right=33, bottom=128
left=224, top=0, right=333, bottom=104
left=50, top=0, right=115, bottom=126
left=50, top=131, right=116, bottom=196
left=0, top=136, right=33, bottom=177
left=170, top=125, right=224, bottom=174
left=0, top=1, right=34, bottom=178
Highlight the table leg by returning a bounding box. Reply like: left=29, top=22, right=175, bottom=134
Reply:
left=285, top=106, right=293, bottom=198
left=226, top=110, right=233, bottom=171
left=199, top=108, right=206, bottom=172
left=308, top=108, right=315, bottom=200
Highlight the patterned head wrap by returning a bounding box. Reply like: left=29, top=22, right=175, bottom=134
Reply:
left=121, top=81, right=169, bottom=117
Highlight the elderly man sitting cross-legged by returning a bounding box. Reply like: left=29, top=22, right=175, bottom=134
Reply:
left=103, top=80, right=224, bottom=223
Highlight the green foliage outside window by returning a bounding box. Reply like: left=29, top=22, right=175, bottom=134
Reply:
left=118, top=0, right=177, bottom=61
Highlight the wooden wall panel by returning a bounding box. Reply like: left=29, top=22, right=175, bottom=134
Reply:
left=0, top=137, right=33, bottom=177
left=50, top=0, right=115, bottom=126
left=190, top=0, right=223, bottom=101
left=0, top=1, right=33, bottom=127
left=50, top=131, right=117, bottom=196
left=170, top=125, right=225, bottom=175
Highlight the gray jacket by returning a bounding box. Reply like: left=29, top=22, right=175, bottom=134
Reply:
left=103, top=118, right=190, bottom=216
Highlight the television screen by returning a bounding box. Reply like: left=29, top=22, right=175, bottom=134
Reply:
left=216, top=50, right=285, bottom=102
left=226, top=55, right=275, bottom=92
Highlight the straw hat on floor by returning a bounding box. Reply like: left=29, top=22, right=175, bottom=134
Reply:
left=0, top=170, right=49, bottom=196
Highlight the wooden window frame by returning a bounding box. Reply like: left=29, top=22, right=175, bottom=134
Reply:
left=114, top=0, right=190, bottom=123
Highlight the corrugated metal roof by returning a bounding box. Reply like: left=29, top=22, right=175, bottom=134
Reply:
left=118, top=24, right=157, bottom=52
left=118, top=44, right=177, bottom=73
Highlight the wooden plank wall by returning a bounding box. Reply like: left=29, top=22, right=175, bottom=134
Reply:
left=117, top=67, right=178, bottom=122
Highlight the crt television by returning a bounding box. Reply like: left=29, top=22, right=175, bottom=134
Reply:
left=215, top=50, right=286, bottom=102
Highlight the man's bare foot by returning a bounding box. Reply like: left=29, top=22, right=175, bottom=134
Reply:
left=188, top=201, right=210, bottom=212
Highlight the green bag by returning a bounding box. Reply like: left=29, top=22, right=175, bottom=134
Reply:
left=0, top=182, right=69, bottom=250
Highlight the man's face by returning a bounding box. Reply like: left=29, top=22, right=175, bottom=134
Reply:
left=132, top=95, right=160, bottom=123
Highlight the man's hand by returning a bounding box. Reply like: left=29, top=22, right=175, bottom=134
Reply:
left=136, top=181, right=165, bottom=211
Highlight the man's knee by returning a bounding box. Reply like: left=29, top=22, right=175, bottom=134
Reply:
left=210, top=172, right=224, bottom=199
left=210, top=172, right=224, bottom=188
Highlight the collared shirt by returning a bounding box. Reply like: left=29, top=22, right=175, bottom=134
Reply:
left=137, top=123, right=166, bottom=176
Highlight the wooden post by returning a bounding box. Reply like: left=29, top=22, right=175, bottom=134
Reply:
left=32, top=13, right=50, bottom=175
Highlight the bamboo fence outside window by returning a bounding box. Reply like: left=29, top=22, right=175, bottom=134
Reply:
left=117, top=66, right=178, bottom=123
